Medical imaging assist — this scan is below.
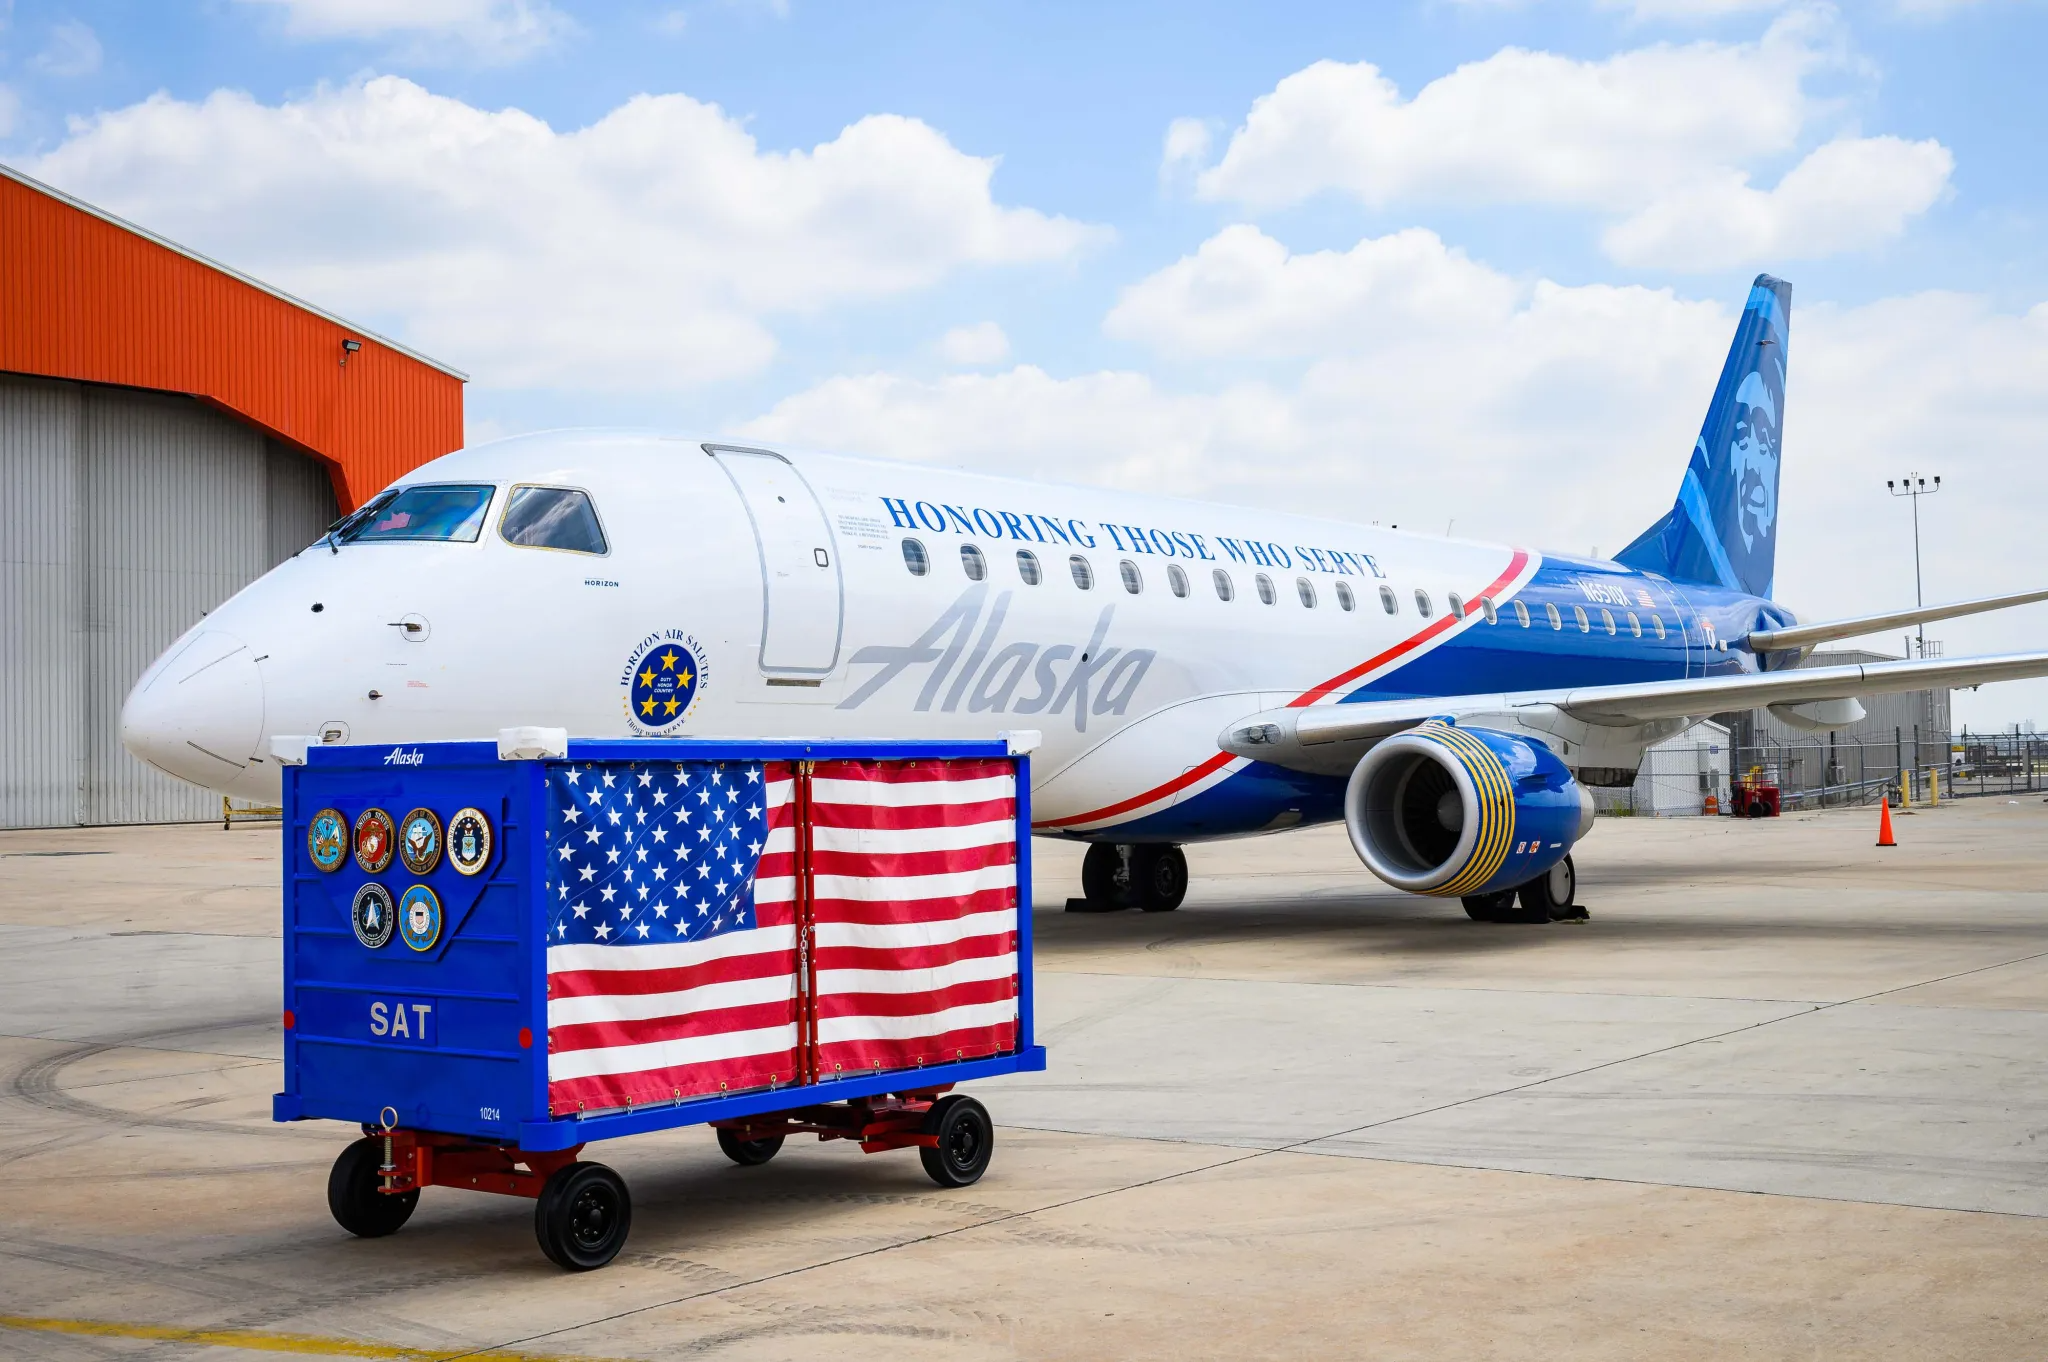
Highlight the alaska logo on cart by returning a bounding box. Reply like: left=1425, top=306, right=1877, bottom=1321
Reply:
left=620, top=630, right=707, bottom=733
left=382, top=747, right=425, bottom=767
left=398, top=885, right=443, bottom=952
left=351, top=882, right=396, bottom=949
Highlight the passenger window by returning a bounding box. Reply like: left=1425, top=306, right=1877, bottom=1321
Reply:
left=1627, top=611, right=1642, bottom=638
left=1297, top=578, right=1316, bottom=608
left=1336, top=581, right=1355, bottom=612
left=1016, top=549, right=1042, bottom=585
left=1544, top=602, right=1562, bottom=630
left=960, top=543, right=987, bottom=581
left=1600, top=607, right=1615, bottom=636
left=1119, top=560, right=1143, bottom=594
left=1380, top=585, right=1399, bottom=615
left=1479, top=596, right=1497, bottom=625
left=1447, top=593, right=1464, bottom=619
left=1652, top=614, right=1667, bottom=640
left=1573, top=605, right=1590, bottom=633
left=1255, top=573, right=1276, bottom=605
left=1414, top=590, right=1433, bottom=619
left=1513, top=599, right=1530, bottom=628
left=1069, top=555, right=1094, bottom=590
left=343, top=483, right=494, bottom=544
left=500, top=485, right=607, bottom=555
left=902, top=538, right=929, bottom=576
left=1168, top=563, right=1190, bottom=598
left=1213, top=568, right=1235, bottom=602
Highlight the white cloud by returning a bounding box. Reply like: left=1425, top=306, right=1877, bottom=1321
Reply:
left=1599, top=0, right=1790, bottom=19
left=235, top=0, right=574, bottom=63
left=29, top=77, right=1103, bottom=391
left=1160, top=117, right=1212, bottom=186
left=653, top=9, right=689, bottom=35
left=1603, top=135, right=1953, bottom=268
left=937, top=321, right=1011, bottom=366
left=32, top=20, right=102, bottom=77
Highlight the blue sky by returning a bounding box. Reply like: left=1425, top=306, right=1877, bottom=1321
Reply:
left=5, top=0, right=2048, bottom=722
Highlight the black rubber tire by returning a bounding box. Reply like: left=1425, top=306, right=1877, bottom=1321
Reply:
left=326, top=1137, right=418, bottom=1239
left=1461, top=890, right=1518, bottom=922
left=919, top=1095, right=994, bottom=1188
left=1515, top=854, right=1576, bottom=922
left=716, top=1128, right=785, bottom=1167
left=1080, top=842, right=1128, bottom=907
left=534, top=1161, right=632, bottom=1271
left=1132, top=845, right=1188, bottom=912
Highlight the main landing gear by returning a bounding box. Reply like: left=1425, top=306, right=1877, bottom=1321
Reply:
left=1070, top=843, right=1188, bottom=913
left=1462, top=854, right=1588, bottom=924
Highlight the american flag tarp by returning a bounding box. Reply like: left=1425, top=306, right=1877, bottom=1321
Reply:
left=544, top=756, right=1018, bottom=1116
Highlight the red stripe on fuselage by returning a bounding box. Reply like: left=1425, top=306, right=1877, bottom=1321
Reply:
left=1036, top=549, right=1533, bottom=831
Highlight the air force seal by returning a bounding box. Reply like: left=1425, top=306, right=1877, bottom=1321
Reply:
left=351, top=882, right=395, bottom=949
left=308, top=808, right=347, bottom=872
left=448, top=807, right=491, bottom=876
left=398, top=885, right=442, bottom=952
left=353, top=807, right=395, bottom=874
left=399, top=808, right=442, bottom=875
left=621, top=631, right=706, bottom=733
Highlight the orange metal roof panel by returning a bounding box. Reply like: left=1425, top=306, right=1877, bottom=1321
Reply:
left=0, top=163, right=464, bottom=512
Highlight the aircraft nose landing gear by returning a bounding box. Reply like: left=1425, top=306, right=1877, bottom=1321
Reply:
left=1071, top=842, right=1187, bottom=913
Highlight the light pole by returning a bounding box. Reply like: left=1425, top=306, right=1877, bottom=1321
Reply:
left=1886, top=473, right=1941, bottom=657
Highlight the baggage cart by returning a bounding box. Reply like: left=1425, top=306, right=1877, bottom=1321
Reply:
left=273, top=733, right=1045, bottom=1269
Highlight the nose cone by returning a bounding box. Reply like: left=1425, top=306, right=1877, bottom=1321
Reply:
left=120, top=631, right=268, bottom=792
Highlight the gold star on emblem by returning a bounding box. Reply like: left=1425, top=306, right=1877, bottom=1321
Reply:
left=663, top=696, right=681, bottom=716
left=677, top=667, right=692, bottom=687
left=640, top=696, right=656, bottom=716
left=638, top=666, right=655, bottom=687
left=660, top=650, right=679, bottom=672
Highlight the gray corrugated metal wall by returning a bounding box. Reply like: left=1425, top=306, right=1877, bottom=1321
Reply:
left=0, top=373, right=338, bottom=827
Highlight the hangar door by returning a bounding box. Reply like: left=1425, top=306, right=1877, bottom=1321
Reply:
left=706, top=445, right=843, bottom=675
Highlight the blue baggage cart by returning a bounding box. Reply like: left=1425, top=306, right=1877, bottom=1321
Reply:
left=274, top=733, right=1045, bottom=1269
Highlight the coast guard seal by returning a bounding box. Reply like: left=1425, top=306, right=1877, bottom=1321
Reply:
left=351, top=882, right=395, bottom=949
left=398, top=885, right=442, bottom=952
left=398, top=807, right=442, bottom=875
left=353, top=807, right=396, bottom=874
left=447, top=807, right=491, bottom=876
left=307, top=808, right=347, bottom=872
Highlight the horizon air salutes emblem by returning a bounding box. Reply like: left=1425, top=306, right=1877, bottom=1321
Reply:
left=448, top=807, right=492, bottom=876
left=308, top=808, right=346, bottom=872
left=399, top=808, right=442, bottom=875
left=398, top=885, right=442, bottom=952
left=621, top=632, right=705, bottom=733
left=353, top=807, right=395, bottom=874
left=351, top=882, right=395, bottom=949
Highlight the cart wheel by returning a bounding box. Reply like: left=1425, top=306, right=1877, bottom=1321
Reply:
left=919, top=1095, right=994, bottom=1188
left=534, top=1161, right=632, bottom=1271
left=716, top=1128, right=785, bottom=1167
left=327, top=1137, right=418, bottom=1239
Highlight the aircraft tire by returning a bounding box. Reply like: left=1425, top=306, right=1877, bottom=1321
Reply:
left=1080, top=842, right=1129, bottom=908
left=1461, top=890, right=1518, bottom=921
left=1133, top=845, right=1187, bottom=912
left=327, top=1137, right=418, bottom=1239
left=1515, top=854, right=1576, bottom=923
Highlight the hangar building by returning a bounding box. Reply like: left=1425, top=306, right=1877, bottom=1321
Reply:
left=1, top=164, right=464, bottom=829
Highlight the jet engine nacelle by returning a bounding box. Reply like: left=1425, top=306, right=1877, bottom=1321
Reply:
left=1345, top=720, right=1595, bottom=898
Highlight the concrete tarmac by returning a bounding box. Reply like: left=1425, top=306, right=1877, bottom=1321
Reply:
left=3, top=800, right=2047, bottom=1359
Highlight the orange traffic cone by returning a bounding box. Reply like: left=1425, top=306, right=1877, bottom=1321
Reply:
left=1876, top=796, right=1897, bottom=847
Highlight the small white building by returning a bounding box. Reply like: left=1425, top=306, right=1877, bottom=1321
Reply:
left=1595, top=719, right=1732, bottom=816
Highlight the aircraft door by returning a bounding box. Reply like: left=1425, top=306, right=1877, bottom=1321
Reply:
left=706, top=445, right=843, bottom=675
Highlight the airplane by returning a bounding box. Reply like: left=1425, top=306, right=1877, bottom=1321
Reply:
left=120, top=275, right=2048, bottom=921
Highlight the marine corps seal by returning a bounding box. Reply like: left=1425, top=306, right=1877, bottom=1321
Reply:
left=307, top=808, right=347, bottom=872
left=351, top=882, right=396, bottom=949
left=447, top=807, right=491, bottom=876
left=398, top=885, right=442, bottom=952
left=353, top=807, right=396, bottom=874
left=398, top=807, right=442, bottom=875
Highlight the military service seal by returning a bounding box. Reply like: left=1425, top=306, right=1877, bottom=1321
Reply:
left=307, top=808, right=347, bottom=872
left=398, top=807, right=442, bottom=875
left=351, top=882, right=396, bottom=949
left=353, top=807, right=396, bottom=874
left=448, top=807, right=491, bottom=876
left=398, top=885, right=442, bottom=952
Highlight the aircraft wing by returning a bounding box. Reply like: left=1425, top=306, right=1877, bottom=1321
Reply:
left=1219, top=650, right=2048, bottom=771
left=1749, top=586, right=2048, bottom=653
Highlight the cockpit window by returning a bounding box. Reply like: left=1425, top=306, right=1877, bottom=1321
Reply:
left=339, top=484, right=494, bottom=544
left=500, top=485, right=608, bottom=555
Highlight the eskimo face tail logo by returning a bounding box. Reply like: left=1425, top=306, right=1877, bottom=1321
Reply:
left=622, top=631, right=707, bottom=733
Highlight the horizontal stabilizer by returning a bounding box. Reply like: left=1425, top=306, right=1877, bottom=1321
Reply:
left=1749, top=586, right=2048, bottom=653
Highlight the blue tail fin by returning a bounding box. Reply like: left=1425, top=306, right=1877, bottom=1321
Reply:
left=1616, top=274, right=1790, bottom=599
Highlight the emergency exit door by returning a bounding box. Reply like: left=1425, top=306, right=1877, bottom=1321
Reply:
left=707, top=445, right=844, bottom=675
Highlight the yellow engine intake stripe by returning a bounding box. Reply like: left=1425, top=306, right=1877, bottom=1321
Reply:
left=0, top=1314, right=626, bottom=1362
left=1426, top=725, right=1517, bottom=897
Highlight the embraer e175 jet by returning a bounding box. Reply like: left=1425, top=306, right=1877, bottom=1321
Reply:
left=122, top=276, right=2048, bottom=920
